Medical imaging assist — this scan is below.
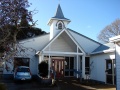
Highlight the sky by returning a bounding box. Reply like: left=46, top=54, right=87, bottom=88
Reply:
left=28, top=0, right=120, bottom=42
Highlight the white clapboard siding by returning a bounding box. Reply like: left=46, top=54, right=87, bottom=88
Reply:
left=116, top=44, right=120, bottom=90
left=45, top=34, right=75, bottom=52
left=90, top=53, right=115, bottom=83
left=18, top=34, right=50, bottom=74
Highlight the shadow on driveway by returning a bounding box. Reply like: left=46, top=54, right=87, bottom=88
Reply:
left=0, top=79, right=58, bottom=90
left=56, top=78, right=116, bottom=90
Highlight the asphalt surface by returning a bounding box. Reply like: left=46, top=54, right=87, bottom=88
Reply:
left=56, top=78, right=116, bottom=90
left=0, top=79, right=91, bottom=90
left=0, top=79, right=58, bottom=90
left=0, top=78, right=116, bottom=90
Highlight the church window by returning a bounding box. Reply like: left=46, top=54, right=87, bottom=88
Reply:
left=85, top=57, right=90, bottom=74
left=58, top=22, right=62, bottom=29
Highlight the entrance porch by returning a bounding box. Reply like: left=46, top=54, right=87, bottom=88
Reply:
left=39, top=53, right=86, bottom=79
left=37, top=30, right=87, bottom=79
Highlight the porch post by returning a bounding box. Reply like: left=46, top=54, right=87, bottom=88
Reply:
left=112, top=59, right=115, bottom=85
left=48, top=54, right=51, bottom=78
left=82, top=55, right=85, bottom=79
left=77, top=46, right=79, bottom=78
left=115, top=44, right=120, bottom=90
left=41, top=54, right=44, bottom=62
left=48, top=45, right=51, bottom=78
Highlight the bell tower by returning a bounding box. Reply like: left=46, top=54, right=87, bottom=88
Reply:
left=48, top=4, right=71, bottom=40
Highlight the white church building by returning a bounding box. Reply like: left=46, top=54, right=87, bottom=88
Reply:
left=2, top=4, right=116, bottom=85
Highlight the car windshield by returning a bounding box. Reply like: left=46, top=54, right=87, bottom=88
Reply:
left=17, top=68, right=29, bottom=72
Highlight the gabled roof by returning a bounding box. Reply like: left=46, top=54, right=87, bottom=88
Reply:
left=40, top=28, right=85, bottom=55
left=93, top=44, right=110, bottom=53
left=19, top=33, right=49, bottom=42
left=68, top=28, right=101, bottom=54
left=91, top=42, right=115, bottom=54
left=68, top=28, right=101, bottom=45
left=19, top=33, right=50, bottom=52
left=34, top=28, right=104, bottom=55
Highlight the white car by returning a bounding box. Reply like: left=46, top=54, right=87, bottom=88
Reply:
left=14, top=66, right=32, bottom=81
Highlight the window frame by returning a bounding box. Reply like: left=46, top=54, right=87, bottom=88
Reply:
left=85, top=57, right=90, bottom=74
left=56, top=20, right=64, bottom=30
left=58, top=22, right=62, bottom=29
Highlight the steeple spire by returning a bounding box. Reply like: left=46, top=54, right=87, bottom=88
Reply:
left=53, top=4, right=64, bottom=19
left=52, top=4, right=70, bottom=21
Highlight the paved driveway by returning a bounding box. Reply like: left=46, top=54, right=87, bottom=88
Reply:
left=0, top=79, right=90, bottom=90
left=0, top=79, right=58, bottom=90
left=56, top=78, right=116, bottom=90
left=0, top=78, right=116, bottom=90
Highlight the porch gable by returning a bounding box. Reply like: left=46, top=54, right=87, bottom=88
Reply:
left=40, top=29, right=85, bottom=55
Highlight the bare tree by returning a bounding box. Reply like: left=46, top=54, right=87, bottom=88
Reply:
left=0, top=0, right=35, bottom=60
left=98, top=19, right=120, bottom=43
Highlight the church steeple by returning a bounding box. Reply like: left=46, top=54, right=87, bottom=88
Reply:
left=48, top=4, right=70, bottom=25
left=52, top=4, right=69, bottom=20
left=48, top=4, right=71, bottom=40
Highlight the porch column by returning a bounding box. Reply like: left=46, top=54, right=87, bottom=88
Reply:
left=115, top=44, right=120, bottom=90
left=48, top=54, right=51, bottom=78
left=77, top=46, right=79, bottom=78
left=41, top=54, right=44, bottom=62
left=48, top=45, right=51, bottom=78
left=82, top=55, right=85, bottom=79
left=112, top=59, right=115, bottom=85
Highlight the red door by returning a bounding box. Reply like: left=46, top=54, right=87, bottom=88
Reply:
left=51, top=59, right=64, bottom=78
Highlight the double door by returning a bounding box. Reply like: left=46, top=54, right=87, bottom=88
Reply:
left=51, top=59, right=64, bottom=78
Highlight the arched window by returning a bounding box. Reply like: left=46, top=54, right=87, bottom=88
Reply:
left=58, top=22, right=62, bottom=29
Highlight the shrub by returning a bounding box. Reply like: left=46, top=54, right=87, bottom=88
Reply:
left=38, top=61, right=48, bottom=77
